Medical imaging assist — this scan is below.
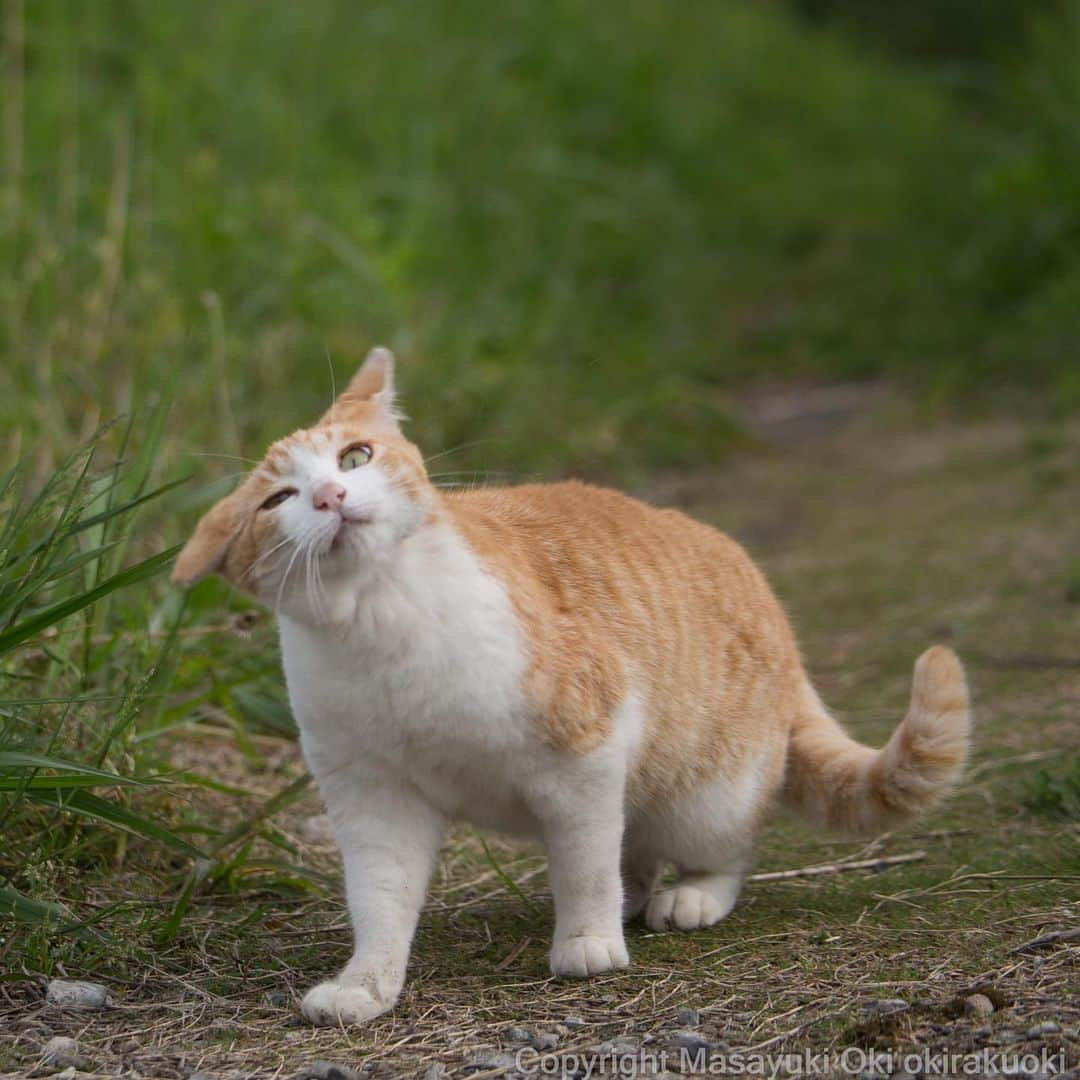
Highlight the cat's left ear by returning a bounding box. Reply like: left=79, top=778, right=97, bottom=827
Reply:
left=172, top=492, right=241, bottom=586
left=323, top=346, right=401, bottom=427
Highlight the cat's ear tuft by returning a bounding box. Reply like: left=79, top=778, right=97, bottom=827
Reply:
left=325, top=347, right=401, bottom=426
left=348, top=346, right=396, bottom=402
left=172, top=493, right=241, bottom=587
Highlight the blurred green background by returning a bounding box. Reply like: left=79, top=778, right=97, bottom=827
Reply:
left=3, top=0, right=1079, bottom=478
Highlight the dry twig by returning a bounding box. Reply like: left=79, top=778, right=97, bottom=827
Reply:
left=748, top=850, right=926, bottom=883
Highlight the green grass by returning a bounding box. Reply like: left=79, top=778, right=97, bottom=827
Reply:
left=0, top=416, right=186, bottom=917
left=1024, top=758, right=1080, bottom=820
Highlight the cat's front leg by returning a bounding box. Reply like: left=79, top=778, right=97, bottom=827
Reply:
left=301, top=779, right=445, bottom=1027
left=533, top=767, right=630, bottom=979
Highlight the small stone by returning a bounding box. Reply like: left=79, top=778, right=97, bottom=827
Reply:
left=666, top=1031, right=711, bottom=1057
left=676, top=1007, right=701, bottom=1027
left=964, top=993, right=995, bottom=1019
left=532, top=1032, right=559, bottom=1051
left=422, top=1066, right=446, bottom=1080
left=39, top=1036, right=84, bottom=1070
left=266, top=990, right=289, bottom=1008
left=1027, top=1021, right=1061, bottom=1038
left=590, top=1036, right=642, bottom=1058
left=45, top=979, right=108, bottom=1010
left=505, top=1026, right=533, bottom=1044
left=464, top=1050, right=516, bottom=1073
left=296, top=1062, right=362, bottom=1080
left=861, top=998, right=909, bottom=1017
left=563, top=1015, right=587, bottom=1028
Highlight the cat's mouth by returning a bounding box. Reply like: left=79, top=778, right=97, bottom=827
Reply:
left=329, top=513, right=372, bottom=550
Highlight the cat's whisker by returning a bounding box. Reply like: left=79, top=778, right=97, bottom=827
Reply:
left=427, top=471, right=522, bottom=482
left=241, top=533, right=294, bottom=583
left=421, top=440, right=496, bottom=468
left=432, top=481, right=483, bottom=492
left=196, top=470, right=253, bottom=484
left=311, top=546, right=329, bottom=622
left=185, top=451, right=263, bottom=467
left=324, top=343, right=337, bottom=424
left=304, top=534, right=329, bottom=624
left=274, top=526, right=315, bottom=612
left=304, top=545, right=317, bottom=622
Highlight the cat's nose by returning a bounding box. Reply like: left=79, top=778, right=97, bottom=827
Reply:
left=313, top=482, right=347, bottom=512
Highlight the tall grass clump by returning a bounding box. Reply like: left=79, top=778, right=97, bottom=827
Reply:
left=0, top=415, right=194, bottom=964
left=0, top=416, right=330, bottom=974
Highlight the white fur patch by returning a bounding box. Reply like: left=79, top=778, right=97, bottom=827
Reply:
left=282, top=521, right=541, bottom=832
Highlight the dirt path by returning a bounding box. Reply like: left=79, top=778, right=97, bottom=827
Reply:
left=4, top=416, right=1078, bottom=1078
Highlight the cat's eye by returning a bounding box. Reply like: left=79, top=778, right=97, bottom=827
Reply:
left=259, top=489, right=296, bottom=511
left=339, top=444, right=373, bottom=471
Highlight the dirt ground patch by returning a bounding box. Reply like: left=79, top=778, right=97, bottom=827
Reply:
left=3, top=415, right=1078, bottom=1078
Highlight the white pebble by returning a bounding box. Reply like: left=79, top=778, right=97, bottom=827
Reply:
left=45, top=979, right=108, bottom=1010
left=40, top=1035, right=83, bottom=1069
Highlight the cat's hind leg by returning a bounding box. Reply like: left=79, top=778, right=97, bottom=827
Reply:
left=624, top=812, right=748, bottom=931
left=644, top=867, right=745, bottom=931
left=634, top=752, right=778, bottom=932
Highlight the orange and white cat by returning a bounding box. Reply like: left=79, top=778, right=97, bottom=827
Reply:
left=173, top=349, right=971, bottom=1027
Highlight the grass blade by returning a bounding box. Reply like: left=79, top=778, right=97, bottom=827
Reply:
left=28, top=788, right=204, bottom=858
left=0, top=750, right=150, bottom=785
left=477, top=834, right=539, bottom=913
left=0, top=543, right=180, bottom=656
left=0, top=885, right=72, bottom=926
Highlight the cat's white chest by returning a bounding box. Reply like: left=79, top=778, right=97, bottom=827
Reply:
left=279, top=524, right=535, bottom=830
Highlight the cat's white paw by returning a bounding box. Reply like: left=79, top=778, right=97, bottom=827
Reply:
left=645, top=884, right=734, bottom=932
left=550, top=934, right=630, bottom=978
left=301, top=979, right=393, bottom=1027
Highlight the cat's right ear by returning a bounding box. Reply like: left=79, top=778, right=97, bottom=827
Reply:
left=172, top=493, right=241, bottom=586
left=322, top=346, right=401, bottom=427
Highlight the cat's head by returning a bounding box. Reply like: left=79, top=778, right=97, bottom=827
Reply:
left=172, top=348, right=435, bottom=617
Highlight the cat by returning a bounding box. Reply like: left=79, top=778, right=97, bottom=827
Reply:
left=173, top=348, right=971, bottom=1027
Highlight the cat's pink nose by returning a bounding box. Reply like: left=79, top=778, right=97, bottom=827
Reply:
left=313, top=482, right=347, bottom=512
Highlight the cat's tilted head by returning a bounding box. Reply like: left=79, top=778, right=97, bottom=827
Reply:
left=173, top=348, right=434, bottom=617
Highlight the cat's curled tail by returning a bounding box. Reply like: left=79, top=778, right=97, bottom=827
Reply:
left=783, top=645, right=971, bottom=834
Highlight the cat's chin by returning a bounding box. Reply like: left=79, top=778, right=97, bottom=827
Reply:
left=323, top=516, right=370, bottom=558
